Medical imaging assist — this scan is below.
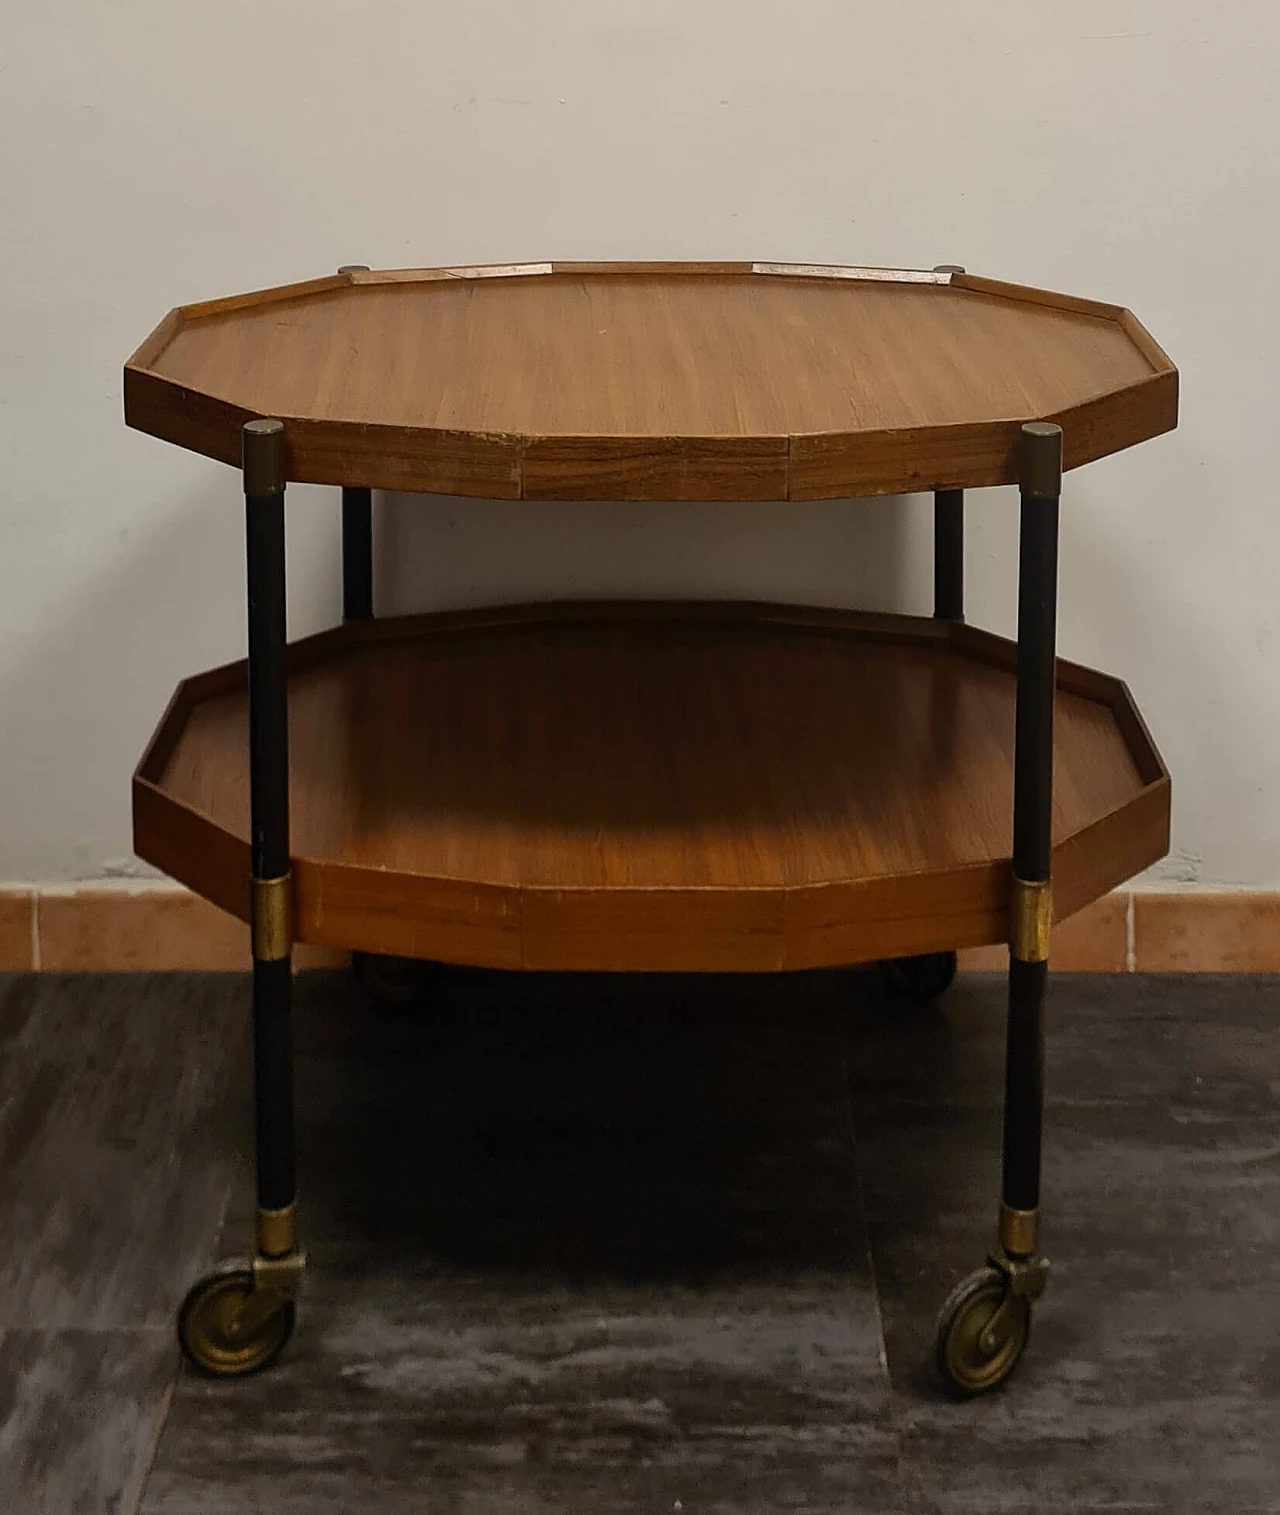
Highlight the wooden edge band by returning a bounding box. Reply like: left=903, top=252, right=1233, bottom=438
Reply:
left=999, top=1203, right=1039, bottom=1257
left=251, top=873, right=293, bottom=962
left=1010, top=876, right=1052, bottom=963
left=255, top=1202, right=297, bottom=1259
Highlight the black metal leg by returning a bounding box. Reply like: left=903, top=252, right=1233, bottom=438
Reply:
left=931, top=264, right=966, bottom=625
left=334, top=266, right=375, bottom=626
left=342, top=487, right=374, bottom=622
left=174, top=418, right=302, bottom=1377
left=933, top=421, right=1061, bottom=1396
left=331, top=268, right=372, bottom=627
left=243, top=418, right=299, bottom=1259
left=999, top=421, right=1062, bottom=1254
left=933, top=488, right=964, bottom=621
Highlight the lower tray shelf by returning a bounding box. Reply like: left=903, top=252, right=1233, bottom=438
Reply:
left=134, top=602, right=1169, bottom=971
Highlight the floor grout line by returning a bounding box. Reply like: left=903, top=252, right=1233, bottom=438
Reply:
left=131, top=1370, right=178, bottom=1515
left=1125, top=891, right=1136, bottom=973
left=838, top=1038, right=893, bottom=1391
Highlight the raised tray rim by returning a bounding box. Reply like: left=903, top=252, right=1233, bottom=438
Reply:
left=133, top=601, right=1170, bottom=972
left=123, top=263, right=1178, bottom=502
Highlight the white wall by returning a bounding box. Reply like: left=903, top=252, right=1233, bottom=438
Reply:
left=1, top=1, right=1274, bottom=888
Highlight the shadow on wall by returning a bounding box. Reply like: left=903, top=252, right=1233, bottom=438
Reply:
left=376, top=491, right=931, bottom=616
left=0, top=469, right=340, bottom=881
left=1, top=479, right=929, bottom=880
left=0, top=461, right=1240, bottom=885
left=1043, top=440, right=1257, bottom=888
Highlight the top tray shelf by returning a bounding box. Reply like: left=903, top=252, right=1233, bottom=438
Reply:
left=125, top=262, right=1177, bottom=502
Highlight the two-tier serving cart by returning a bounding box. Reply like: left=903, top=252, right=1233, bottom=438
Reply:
left=124, top=260, right=1176, bottom=1394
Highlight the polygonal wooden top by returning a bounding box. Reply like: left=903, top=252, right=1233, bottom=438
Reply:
left=133, top=603, right=1170, bottom=972
left=124, top=263, right=1177, bottom=502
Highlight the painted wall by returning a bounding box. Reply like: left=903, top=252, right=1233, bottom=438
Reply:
left=0, top=2, right=1273, bottom=887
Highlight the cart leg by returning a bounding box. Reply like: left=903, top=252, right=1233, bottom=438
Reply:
left=932, top=266, right=966, bottom=626
left=342, top=487, right=374, bottom=622
left=177, top=418, right=303, bottom=1377
left=336, top=267, right=374, bottom=624
left=935, top=421, right=1062, bottom=1397
left=933, top=489, right=964, bottom=622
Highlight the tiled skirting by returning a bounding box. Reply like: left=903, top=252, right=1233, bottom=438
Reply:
left=0, top=886, right=1277, bottom=974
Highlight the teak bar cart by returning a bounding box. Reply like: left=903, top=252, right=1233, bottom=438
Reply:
left=124, top=261, right=1177, bottom=1396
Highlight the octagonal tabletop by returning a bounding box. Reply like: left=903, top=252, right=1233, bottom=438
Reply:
left=125, top=262, right=1177, bottom=502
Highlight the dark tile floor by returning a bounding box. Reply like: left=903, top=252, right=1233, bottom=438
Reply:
left=0, top=968, right=1276, bottom=1513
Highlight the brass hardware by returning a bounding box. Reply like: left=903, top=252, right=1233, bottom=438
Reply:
left=252, top=1248, right=307, bottom=1301
left=178, top=1269, right=295, bottom=1376
left=1020, top=420, right=1063, bottom=500
left=752, top=261, right=954, bottom=285
left=251, top=873, right=292, bottom=962
left=242, top=417, right=286, bottom=497
left=935, top=1265, right=1031, bottom=1395
left=1009, top=876, right=1052, bottom=963
left=989, top=1245, right=1051, bottom=1302
left=255, top=1201, right=296, bottom=1259
left=439, top=262, right=552, bottom=280
left=974, top=1289, right=1024, bottom=1362
left=998, top=1202, right=1040, bottom=1258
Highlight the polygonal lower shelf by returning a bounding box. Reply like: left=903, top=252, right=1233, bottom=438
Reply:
left=134, top=603, right=1169, bottom=972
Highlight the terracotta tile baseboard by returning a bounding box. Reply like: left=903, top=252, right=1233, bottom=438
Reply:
left=0, top=888, right=345, bottom=973
left=0, top=891, right=37, bottom=972
left=0, top=886, right=1276, bottom=975
left=958, top=890, right=1280, bottom=974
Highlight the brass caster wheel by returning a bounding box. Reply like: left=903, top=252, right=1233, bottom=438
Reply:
left=935, top=1264, right=1031, bottom=1397
left=177, top=1270, right=295, bottom=1378
left=352, top=951, right=441, bottom=1009
left=879, top=950, right=957, bottom=1005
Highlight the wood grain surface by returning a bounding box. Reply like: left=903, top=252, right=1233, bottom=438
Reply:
left=133, top=604, right=1169, bottom=970
left=124, top=264, right=1177, bottom=500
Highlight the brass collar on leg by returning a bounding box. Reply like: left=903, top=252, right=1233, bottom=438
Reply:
left=252, top=1202, right=305, bottom=1303
left=256, top=1201, right=297, bottom=1260
left=1020, top=421, right=1064, bottom=500
left=998, top=1202, right=1040, bottom=1258
left=251, top=874, right=293, bottom=962
left=242, top=417, right=286, bottom=496
left=1009, top=877, right=1052, bottom=963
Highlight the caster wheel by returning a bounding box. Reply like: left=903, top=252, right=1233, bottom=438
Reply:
left=177, top=1270, right=295, bottom=1378
left=935, top=1265, right=1030, bottom=1396
left=879, top=950, right=957, bottom=1004
left=352, top=951, right=440, bottom=1009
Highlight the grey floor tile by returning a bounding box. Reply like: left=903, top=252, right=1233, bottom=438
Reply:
left=3, top=967, right=1277, bottom=1513
left=0, top=974, right=249, bottom=1330
left=142, top=1278, right=895, bottom=1515
left=143, top=968, right=895, bottom=1513
left=0, top=1327, right=174, bottom=1515
left=849, top=972, right=1280, bottom=1512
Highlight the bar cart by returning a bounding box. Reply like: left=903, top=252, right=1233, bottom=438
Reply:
left=124, top=261, right=1176, bottom=1394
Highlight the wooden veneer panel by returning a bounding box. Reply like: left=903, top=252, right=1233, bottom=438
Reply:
left=134, top=605, right=1169, bottom=971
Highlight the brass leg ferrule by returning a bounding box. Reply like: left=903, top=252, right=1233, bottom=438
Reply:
left=998, top=1202, right=1040, bottom=1258
left=1009, top=876, right=1052, bottom=963
left=256, top=1201, right=297, bottom=1259
left=252, top=1248, right=306, bottom=1302
left=251, top=873, right=293, bottom=962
